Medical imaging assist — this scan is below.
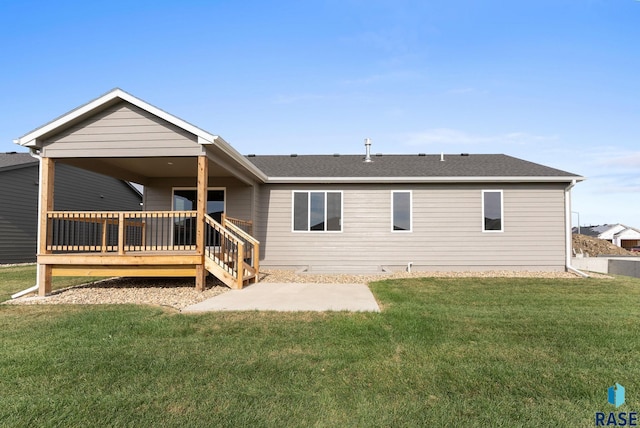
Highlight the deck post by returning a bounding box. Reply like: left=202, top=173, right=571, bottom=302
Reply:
left=38, top=157, right=55, bottom=296
left=195, top=155, right=208, bottom=290
left=254, top=243, right=260, bottom=284
left=236, top=241, right=245, bottom=289
left=195, top=264, right=206, bottom=292
left=118, top=212, right=126, bottom=255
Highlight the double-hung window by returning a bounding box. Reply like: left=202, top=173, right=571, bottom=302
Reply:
left=293, top=191, right=342, bottom=232
left=482, top=190, right=503, bottom=232
left=392, top=191, right=412, bottom=232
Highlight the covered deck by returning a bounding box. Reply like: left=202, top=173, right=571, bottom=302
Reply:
left=36, top=156, right=261, bottom=295
left=14, top=89, right=266, bottom=296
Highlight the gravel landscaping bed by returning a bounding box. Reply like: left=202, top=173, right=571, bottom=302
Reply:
left=5, top=269, right=589, bottom=310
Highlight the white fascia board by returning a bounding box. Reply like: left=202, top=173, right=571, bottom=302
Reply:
left=264, top=175, right=586, bottom=184
left=16, top=89, right=128, bottom=146
left=115, top=90, right=217, bottom=144
left=13, top=88, right=266, bottom=182
left=15, top=138, right=37, bottom=148
left=212, top=136, right=268, bottom=182
left=198, top=135, right=215, bottom=145
left=14, top=88, right=218, bottom=147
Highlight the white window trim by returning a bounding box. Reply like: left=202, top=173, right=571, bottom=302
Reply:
left=481, top=189, right=504, bottom=233
left=391, top=190, right=412, bottom=233
left=291, top=190, right=343, bottom=233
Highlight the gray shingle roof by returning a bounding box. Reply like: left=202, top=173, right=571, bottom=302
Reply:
left=0, top=152, right=37, bottom=170
left=245, top=153, right=582, bottom=180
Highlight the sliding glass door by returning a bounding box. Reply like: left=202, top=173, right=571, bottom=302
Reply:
left=172, top=188, right=225, bottom=246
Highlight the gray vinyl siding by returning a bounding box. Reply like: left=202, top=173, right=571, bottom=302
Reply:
left=0, top=164, right=141, bottom=263
left=41, top=101, right=204, bottom=158
left=144, top=177, right=254, bottom=222
left=0, top=166, right=39, bottom=263
left=54, top=164, right=142, bottom=211
left=256, top=183, right=568, bottom=271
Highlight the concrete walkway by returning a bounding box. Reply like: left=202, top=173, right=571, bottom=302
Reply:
left=181, top=282, right=380, bottom=313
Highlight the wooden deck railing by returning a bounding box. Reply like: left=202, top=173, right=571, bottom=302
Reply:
left=222, top=216, right=260, bottom=276
left=44, top=210, right=259, bottom=289
left=46, top=211, right=198, bottom=254
left=221, top=214, right=253, bottom=235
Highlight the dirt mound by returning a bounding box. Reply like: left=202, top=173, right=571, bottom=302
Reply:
left=572, top=234, right=638, bottom=257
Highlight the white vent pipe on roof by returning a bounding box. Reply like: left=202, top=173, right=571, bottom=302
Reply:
left=364, top=138, right=372, bottom=162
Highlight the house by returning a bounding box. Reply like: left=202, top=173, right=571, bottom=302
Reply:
left=0, top=152, right=142, bottom=264
left=613, top=227, right=640, bottom=250
left=574, top=224, right=640, bottom=250
left=14, top=89, right=584, bottom=296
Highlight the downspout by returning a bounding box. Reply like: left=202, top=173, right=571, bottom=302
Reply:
left=11, top=147, right=43, bottom=298
left=564, top=179, right=589, bottom=278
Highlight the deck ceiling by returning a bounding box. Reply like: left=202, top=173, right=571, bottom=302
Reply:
left=57, top=156, right=237, bottom=185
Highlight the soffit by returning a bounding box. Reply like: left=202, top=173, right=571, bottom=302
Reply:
left=57, top=156, right=236, bottom=185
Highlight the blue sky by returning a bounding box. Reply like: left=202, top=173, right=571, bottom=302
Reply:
left=1, top=0, right=638, bottom=227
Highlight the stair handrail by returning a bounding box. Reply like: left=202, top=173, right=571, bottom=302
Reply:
left=222, top=218, right=259, bottom=245
left=221, top=214, right=253, bottom=235
left=204, top=214, right=259, bottom=288
left=222, top=216, right=260, bottom=281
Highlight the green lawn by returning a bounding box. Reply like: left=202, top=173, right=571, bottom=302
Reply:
left=1, top=267, right=639, bottom=427
left=0, top=265, right=104, bottom=302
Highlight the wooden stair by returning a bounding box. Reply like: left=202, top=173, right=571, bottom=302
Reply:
left=203, top=214, right=260, bottom=289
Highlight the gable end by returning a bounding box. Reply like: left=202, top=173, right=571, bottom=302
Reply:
left=41, top=101, right=204, bottom=158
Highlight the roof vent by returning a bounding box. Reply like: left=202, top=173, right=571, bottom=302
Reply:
left=440, top=152, right=445, bottom=162
left=290, top=154, right=298, bottom=157
left=247, top=154, right=256, bottom=157
left=364, top=138, right=372, bottom=162
left=418, top=153, right=426, bottom=157
left=461, top=153, right=469, bottom=156
left=376, top=153, right=383, bottom=157
left=333, top=153, right=340, bottom=157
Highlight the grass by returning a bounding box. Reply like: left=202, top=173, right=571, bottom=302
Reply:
left=0, top=264, right=104, bottom=301
left=1, top=268, right=639, bottom=427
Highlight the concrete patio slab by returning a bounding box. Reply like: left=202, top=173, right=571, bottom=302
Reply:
left=181, top=282, right=380, bottom=313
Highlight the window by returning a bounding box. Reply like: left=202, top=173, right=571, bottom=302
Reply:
left=392, top=191, right=412, bottom=232
left=293, top=191, right=342, bottom=232
left=482, top=190, right=503, bottom=232
left=173, top=189, right=225, bottom=221
left=172, top=188, right=225, bottom=245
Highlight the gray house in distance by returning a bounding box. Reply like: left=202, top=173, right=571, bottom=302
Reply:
left=0, top=152, right=142, bottom=264
left=13, top=89, right=584, bottom=295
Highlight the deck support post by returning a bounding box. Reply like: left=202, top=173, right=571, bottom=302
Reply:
left=38, top=265, right=52, bottom=296
left=195, top=155, right=208, bottom=291
left=38, top=157, right=55, bottom=296
left=118, top=212, right=126, bottom=255
left=195, top=264, right=206, bottom=292
left=236, top=241, right=245, bottom=289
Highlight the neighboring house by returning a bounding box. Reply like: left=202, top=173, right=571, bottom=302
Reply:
left=574, top=224, right=640, bottom=250
left=0, top=152, right=142, bottom=264
left=14, top=89, right=584, bottom=295
left=613, top=227, right=640, bottom=249
left=572, top=224, right=613, bottom=238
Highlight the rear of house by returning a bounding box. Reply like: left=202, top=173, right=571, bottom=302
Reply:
left=12, top=89, right=583, bottom=295
left=248, top=154, right=580, bottom=273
